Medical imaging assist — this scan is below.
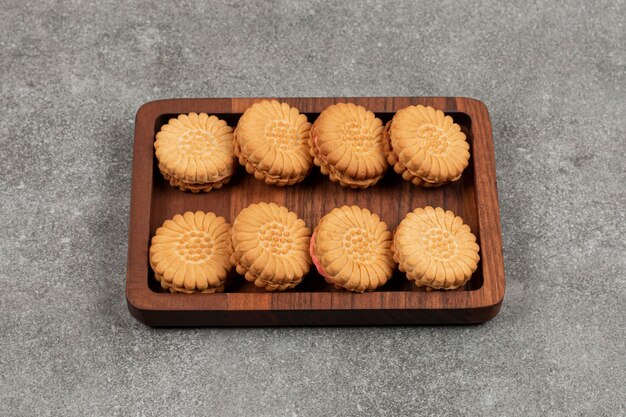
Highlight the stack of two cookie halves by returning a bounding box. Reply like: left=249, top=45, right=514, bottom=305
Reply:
left=384, top=105, right=470, bottom=187
left=310, top=103, right=388, bottom=189
left=231, top=203, right=312, bottom=290
left=154, top=113, right=236, bottom=193
left=393, top=206, right=480, bottom=290
left=149, top=211, right=234, bottom=293
left=234, top=101, right=313, bottom=186
left=310, top=206, right=395, bottom=292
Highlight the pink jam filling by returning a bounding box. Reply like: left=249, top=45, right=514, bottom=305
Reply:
left=310, top=230, right=333, bottom=283
left=312, top=131, right=327, bottom=165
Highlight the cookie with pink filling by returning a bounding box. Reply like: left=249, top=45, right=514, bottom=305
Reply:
left=310, top=206, right=394, bottom=292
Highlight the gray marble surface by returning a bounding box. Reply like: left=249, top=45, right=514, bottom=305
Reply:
left=1, top=1, right=624, bottom=415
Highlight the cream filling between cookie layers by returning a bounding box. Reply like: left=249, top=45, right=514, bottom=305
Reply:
left=237, top=150, right=307, bottom=185
left=153, top=271, right=226, bottom=294
left=159, top=162, right=232, bottom=183
left=160, top=170, right=232, bottom=192
left=234, top=259, right=302, bottom=291
left=230, top=244, right=305, bottom=291
left=157, top=161, right=233, bottom=184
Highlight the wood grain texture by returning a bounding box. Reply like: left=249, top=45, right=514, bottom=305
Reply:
left=126, top=97, right=505, bottom=326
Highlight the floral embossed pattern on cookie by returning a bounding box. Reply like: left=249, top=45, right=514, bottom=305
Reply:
left=310, top=206, right=395, bottom=292
left=234, top=100, right=312, bottom=186
left=231, top=202, right=311, bottom=291
left=155, top=113, right=235, bottom=193
left=393, top=206, right=479, bottom=290
left=384, top=105, right=469, bottom=187
left=149, top=211, right=233, bottom=293
left=310, top=103, right=388, bottom=188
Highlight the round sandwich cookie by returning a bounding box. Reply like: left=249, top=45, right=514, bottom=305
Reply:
left=310, top=206, right=395, bottom=292
left=393, top=206, right=480, bottom=290
left=384, top=105, right=470, bottom=187
left=154, top=113, right=236, bottom=193
left=231, top=202, right=311, bottom=291
left=310, top=103, right=387, bottom=188
left=234, top=100, right=313, bottom=186
left=149, top=211, right=233, bottom=293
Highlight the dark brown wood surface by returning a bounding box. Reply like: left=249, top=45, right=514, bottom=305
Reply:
left=126, top=97, right=505, bottom=326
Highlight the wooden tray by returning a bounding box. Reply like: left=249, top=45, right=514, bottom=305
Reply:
left=126, top=97, right=505, bottom=326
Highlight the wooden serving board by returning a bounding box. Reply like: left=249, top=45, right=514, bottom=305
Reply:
left=126, top=97, right=505, bottom=326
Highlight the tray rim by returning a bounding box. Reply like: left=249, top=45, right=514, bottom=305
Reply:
left=126, top=96, right=505, bottom=324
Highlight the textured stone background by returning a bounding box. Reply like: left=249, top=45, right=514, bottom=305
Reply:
left=1, top=0, right=624, bottom=415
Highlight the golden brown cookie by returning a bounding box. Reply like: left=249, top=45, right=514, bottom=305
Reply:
left=234, top=101, right=312, bottom=186
left=310, top=206, right=395, bottom=292
left=393, top=206, right=480, bottom=290
left=154, top=113, right=236, bottom=193
left=149, top=211, right=233, bottom=293
left=231, top=202, right=311, bottom=291
left=310, top=103, right=387, bottom=188
left=385, top=105, right=469, bottom=186
left=383, top=121, right=440, bottom=188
